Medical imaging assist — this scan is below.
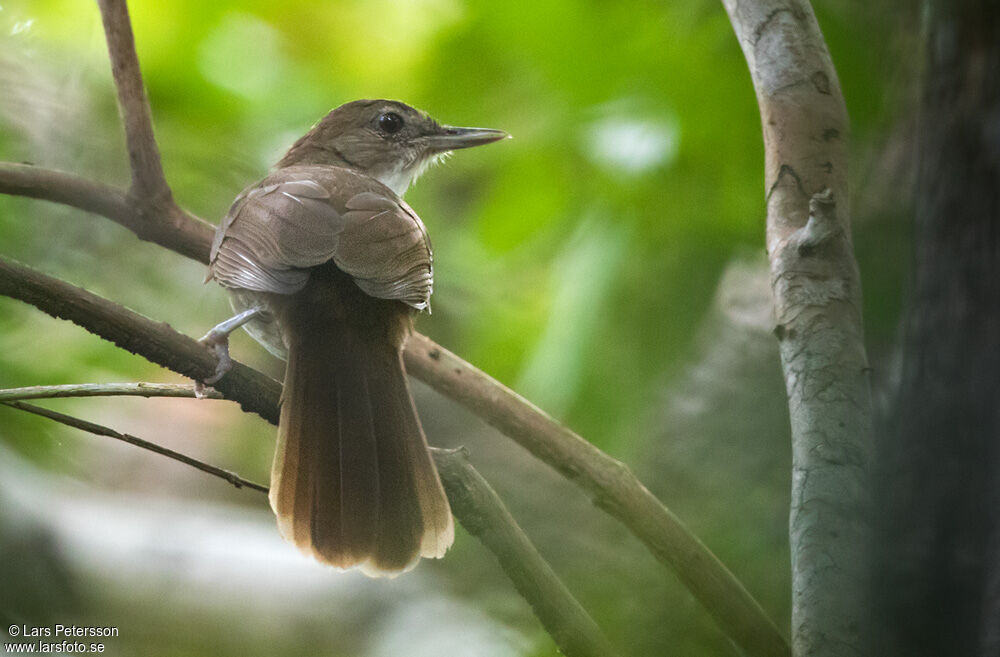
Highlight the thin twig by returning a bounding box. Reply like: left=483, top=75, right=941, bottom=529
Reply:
left=433, top=448, right=621, bottom=657
left=0, top=382, right=223, bottom=402
left=0, top=255, right=787, bottom=657
left=2, top=400, right=267, bottom=493
left=96, top=0, right=171, bottom=203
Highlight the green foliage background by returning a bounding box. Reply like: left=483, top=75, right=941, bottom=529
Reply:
left=0, top=0, right=907, bottom=655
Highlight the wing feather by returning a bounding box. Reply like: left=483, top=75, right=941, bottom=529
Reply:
left=209, top=166, right=433, bottom=309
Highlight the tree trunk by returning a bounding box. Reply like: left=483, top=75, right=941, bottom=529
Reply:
left=873, top=2, right=1000, bottom=655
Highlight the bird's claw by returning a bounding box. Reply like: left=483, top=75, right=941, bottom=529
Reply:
left=193, top=307, right=266, bottom=396
left=197, top=330, right=233, bottom=391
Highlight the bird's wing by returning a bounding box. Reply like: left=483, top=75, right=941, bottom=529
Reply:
left=209, top=166, right=433, bottom=310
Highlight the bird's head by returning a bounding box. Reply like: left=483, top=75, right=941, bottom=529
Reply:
left=278, top=99, right=507, bottom=196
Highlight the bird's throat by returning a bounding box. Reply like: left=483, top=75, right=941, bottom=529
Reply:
left=372, top=152, right=450, bottom=197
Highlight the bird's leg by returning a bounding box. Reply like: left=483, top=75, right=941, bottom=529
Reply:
left=195, top=307, right=268, bottom=396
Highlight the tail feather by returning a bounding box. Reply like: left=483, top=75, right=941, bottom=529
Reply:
left=367, top=372, right=424, bottom=572
left=270, top=315, right=453, bottom=575
left=390, top=363, right=454, bottom=559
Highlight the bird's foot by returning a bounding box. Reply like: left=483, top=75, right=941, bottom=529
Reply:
left=195, top=307, right=266, bottom=394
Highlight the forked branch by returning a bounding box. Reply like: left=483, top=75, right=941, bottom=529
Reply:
left=0, top=1, right=792, bottom=655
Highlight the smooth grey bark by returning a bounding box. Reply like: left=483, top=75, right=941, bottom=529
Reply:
left=721, top=1, right=874, bottom=655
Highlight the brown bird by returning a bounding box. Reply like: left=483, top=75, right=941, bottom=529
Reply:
left=202, top=100, right=507, bottom=575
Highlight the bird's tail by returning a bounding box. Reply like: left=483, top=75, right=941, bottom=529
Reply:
left=269, top=317, right=453, bottom=576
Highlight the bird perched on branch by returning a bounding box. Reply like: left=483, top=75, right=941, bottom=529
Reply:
left=201, top=100, right=507, bottom=575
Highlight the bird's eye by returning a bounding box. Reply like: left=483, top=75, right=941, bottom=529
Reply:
left=377, top=112, right=404, bottom=134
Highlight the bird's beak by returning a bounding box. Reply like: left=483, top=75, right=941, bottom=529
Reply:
left=425, top=126, right=509, bottom=152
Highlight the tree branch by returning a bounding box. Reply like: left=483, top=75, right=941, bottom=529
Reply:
left=1, top=396, right=619, bottom=657
left=404, top=334, right=790, bottom=657
left=2, top=400, right=267, bottom=493
left=96, top=0, right=171, bottom=204
left=0, top=254, right=788, bottom=657
left=721, top=1, right=873, bottom=655
left=0, top=256, right=281, bottom=425
left=0, top=162, right=131, bottom=223
left=0, top=382, right=223, bottom=402
left=434, top=448, right=621, bottom=657
left=0, top=162, right=213, bottom=263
